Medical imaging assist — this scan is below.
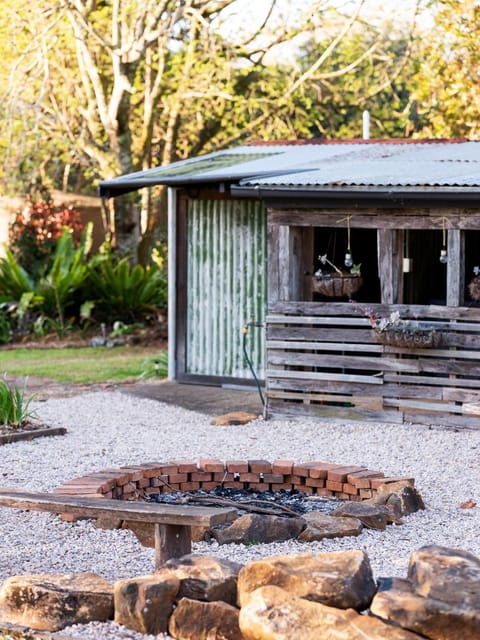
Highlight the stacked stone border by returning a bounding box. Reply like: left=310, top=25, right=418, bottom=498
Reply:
left=54, top=459, right=414, bottom=501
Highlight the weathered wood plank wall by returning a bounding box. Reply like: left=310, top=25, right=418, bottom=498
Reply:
left=265, top=302, right=480, bottom=429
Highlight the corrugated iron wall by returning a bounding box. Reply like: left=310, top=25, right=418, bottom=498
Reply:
left=186, top=199, right=266, bottom=379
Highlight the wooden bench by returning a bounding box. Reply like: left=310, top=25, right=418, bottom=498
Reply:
left=0, top=488, right=237, bottom=570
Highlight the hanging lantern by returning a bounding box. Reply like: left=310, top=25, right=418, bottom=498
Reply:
left=439, top=216, right=448, bottom=264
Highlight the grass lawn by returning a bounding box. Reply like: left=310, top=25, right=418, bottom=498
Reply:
left=0, top=346, right=168, bottom=384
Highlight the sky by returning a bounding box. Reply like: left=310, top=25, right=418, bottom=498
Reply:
left=217, top=0, right=429, bottom=63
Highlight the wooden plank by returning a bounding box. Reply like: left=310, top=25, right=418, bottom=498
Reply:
left=269, top=209, right=480, bottom=230
left=267, top=340, right=383, bottom=353
left=384, top=373, right=480, bottom=389
left=267, top=352, right=416, bottom=373
left=267, top=389, right=383, bottom=410
left=383, top=397, right=462, bottom=414
left=0, top=489, right=237, bottom=527
left=267, top=377, right=444, bottom=399
left=403, top=411, right=480, bottom=429
left=443, top=388, right=480, bottom=403
left=266, top=400, right=401, bottom=423
left=267, top=327, right=375, bottom=343
left=155, top=523, right=191, bottom=570
left=267, top=301, right=480, bottom=321
left=267, top=221, right=280, bottom=302
left=265, top=369, right=384, bottom=385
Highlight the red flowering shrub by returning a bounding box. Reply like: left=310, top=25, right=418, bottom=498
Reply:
left=9, top=196, right=84, bottom=277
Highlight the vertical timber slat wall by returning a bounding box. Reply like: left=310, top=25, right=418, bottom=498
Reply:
left=186, top=199, right=267, bottom=379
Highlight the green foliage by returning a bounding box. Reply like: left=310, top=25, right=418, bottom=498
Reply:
left=9, top=188, right=84, bottom=278
left=0, top=308, right=11, bottom=344
left=0, top=247, right=34, bottom=302
left=0, top=379, right=35, bottom=428
left=86, top=255, right=167, bottom=323
left=138, top=351, right=168, bottom=380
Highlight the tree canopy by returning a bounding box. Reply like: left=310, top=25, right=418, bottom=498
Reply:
left=0, top=0, right=478, bottom=257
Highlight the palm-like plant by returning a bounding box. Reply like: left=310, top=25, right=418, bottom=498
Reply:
left=0, top=379, right=36, bottom=428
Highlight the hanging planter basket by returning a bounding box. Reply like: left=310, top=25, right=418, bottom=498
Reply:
left=468, top=276, right=480, bottom=302
left=311, top=273, right=363, bottom=298
left=373, top=327, right=442, bottom=349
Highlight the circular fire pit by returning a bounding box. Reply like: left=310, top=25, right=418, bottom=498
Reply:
left=54, top=458, right=412, bottom=503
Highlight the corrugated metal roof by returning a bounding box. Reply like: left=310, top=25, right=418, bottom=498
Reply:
left=98, top=140, right=480, bottom=198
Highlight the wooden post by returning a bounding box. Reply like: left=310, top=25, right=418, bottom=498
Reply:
left=154, top=524, right=192, bottom=570
left=447, top=229, right=464, bottom=306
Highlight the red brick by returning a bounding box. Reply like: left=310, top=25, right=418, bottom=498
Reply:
left=159, top=464, right=180, bottom=474
left=167, top=473, right=188, bottom=484
left=284, top=475, right=305, bottom=485
left=349, top=495, right=363, bottom=502
left=191, top=472, right=213, bottom=482
left=249, top=460, right=272, bottom=474
left=359, top=489, right=373, bottom=499
left=347, top=470, right=385, bottom=489
left=326, top=480, right=344, bottom=492
left=137, top=478, right=151, bottom=489
left=199, top=482, right=218, bottom=491
left=305, top=477, right=326, bottom=488
left=338, top=492, right=351, bottom=500
left=226, top=460, right=249, bottom=473
left=199, top=458, right=225, bottom=473
left=314, top=488, right=333, bottom=497
left=250, top=483, right=270, bottom=491
left=180, top=482, right=201, bottom=491
left=308, top=462, right=343, bottom=479
left=150, top=475, right=170, bottom=488
left=222, top=482, right=245, bottom=489
left=238, top=473, right=261, bottom=483
left=144, top=487, right=160, bottom=495
left=342, top=483, right=359, bottom=496
left=262, top=474, right=284, bottom=484
left=122, top=482, right=137, bottom=494
left=176, top=462, right=199, bottom=474
left=327, top=466, right=367, bottom=483
left=113, top=472, right=132, bottom=486
left=371, top=476, right=414, bottom=490
left=292, top=463, right=312, bottom=478
left=213, top=472, right=234, bottom=482
left=272, top=460, right=294, bottom=475
left=138, top=464, right=164, bottom=478
left=272, top=482, right=295, bottom=491
left=295, top=484, right=314, bottom=494
left=119, top=467, right=145, bottom=482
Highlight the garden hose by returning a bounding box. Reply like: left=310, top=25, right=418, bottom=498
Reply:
left=242, top=320, right=265, bottom=407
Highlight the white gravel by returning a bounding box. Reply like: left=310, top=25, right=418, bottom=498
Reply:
left=1, top=389, right=479, bottom=639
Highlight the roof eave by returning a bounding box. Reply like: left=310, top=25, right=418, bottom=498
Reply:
left=230, top=184, right=480, bottom=206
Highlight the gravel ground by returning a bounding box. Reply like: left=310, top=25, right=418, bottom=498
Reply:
left=0, top=390, right=479, bottom=639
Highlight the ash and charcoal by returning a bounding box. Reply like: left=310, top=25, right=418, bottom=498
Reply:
left=145, top=486, right=343, bottom=517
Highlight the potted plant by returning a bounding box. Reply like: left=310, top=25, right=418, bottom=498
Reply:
left=312, top=254, right=363, bottom=298
left=369, top=311, right=443, bottom=348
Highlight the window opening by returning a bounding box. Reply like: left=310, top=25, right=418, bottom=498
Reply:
left=402, top=230, right=446, bottom=305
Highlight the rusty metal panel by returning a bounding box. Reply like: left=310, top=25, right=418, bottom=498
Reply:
left=186, top=199, right=266, bottom=379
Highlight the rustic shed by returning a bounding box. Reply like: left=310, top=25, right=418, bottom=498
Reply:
left=99, top=139, right=480, bottom=428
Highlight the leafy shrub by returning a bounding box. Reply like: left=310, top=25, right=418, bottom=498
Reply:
left=0, top=308, right=11, bottom=344
left=86, top=255, right=167, bottom=323
left=9, top=192, right=84, bottom=278
left=0, top=379, right=36, bottom=428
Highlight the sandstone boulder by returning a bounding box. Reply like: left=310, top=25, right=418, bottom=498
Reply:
left=237, top=550, right=376, bottom=611
left=114, top=572, right=179, bottom=635
left=239, top=585, right=422, bottom=640
left=169, top=597, right=244, bottom=640
left=212, top=513, right=305, bottom=546
left=370, top=546, right=480, bottom=639
left=374, top=480, right=425, bottom=516
left=0, top=573, right=113, bottom=632
left=159, top=554, right=243, bottom=605
left=331, top=501, right=391, bottom=530
left=211, top=412, right=259, bottom=425
left=297, top=512, right=363, bottom=542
